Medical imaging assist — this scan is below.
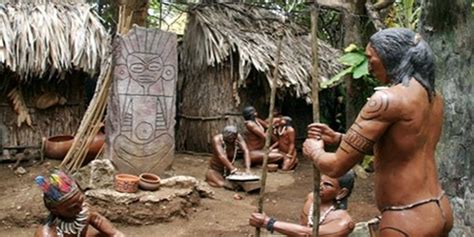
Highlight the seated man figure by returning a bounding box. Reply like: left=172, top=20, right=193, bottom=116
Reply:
left=249, top=171, right=355, bottom=236
left=35, top=169, right=124, bottom=237
left=274, top=116, right=298, bottom=171
left=205, top=125, right=251, bottom=188
left=242, top=106, right=283, bottom=165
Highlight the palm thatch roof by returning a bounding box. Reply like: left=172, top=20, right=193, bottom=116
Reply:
left=181, top=4, right=342, bottom=103
left=0, top=1, right=109, bottom=81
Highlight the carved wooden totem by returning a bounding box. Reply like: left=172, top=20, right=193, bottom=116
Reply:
left=106, top=26, right=177, bottom=175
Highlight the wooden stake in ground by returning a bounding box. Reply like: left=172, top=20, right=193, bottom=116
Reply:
left=310, top=3, right=321, bottom=237
left=255, top=30, right=284, bottom=237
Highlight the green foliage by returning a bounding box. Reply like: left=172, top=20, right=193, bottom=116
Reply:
left=385, top=0, right=421, bottom=30
left=361, top=155, right=374, bottom=171
left=321, top=44, right=377, bottom=89
left=148, top=1, right=188, bottom=33
left=86, top=0, right=118, bottom=31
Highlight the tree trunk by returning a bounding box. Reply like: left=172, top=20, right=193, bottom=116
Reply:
left=342, top=0, right=367, bottom=128
left=131, top=0, right=149, bottom=27
left=420, top=1, right=473, bottom=236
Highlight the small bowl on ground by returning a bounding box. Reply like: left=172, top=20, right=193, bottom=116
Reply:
left=114, top=174, right=140, bottom=193
left=139, top=173, right=161, bottom=191
left=267, top=164, right=278, bottom=172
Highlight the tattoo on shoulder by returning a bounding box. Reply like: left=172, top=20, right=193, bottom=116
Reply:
left=341, top=128, right=375, bottom=155
left=360, top=91, right=389, bottom=120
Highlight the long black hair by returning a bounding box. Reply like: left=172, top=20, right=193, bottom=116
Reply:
left=369, top=28, right=436, bottom=101
left=336, top=170, right=355, bottom=210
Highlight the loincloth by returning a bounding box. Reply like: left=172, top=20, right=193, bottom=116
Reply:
left=381, top=191, right=445, bottom=213
left=379, top=191, right=449, bottom=236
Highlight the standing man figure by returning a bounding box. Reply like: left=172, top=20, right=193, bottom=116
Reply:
left=303, top=28, right=453, bottom=236
left=205, top=125, right=251, bottom=188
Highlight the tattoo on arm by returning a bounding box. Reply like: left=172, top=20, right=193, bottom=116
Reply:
left=360, top=91, right=389, bottom=120
left=341, top=128, right=375, bottom=155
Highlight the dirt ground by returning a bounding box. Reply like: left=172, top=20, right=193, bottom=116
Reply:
left=0, top=154, right=379, bottom=237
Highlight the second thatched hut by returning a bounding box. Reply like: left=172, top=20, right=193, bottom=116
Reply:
left=177, top=3, right=342, bottom=152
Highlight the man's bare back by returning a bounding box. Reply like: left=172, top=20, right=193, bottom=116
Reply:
left=371, top=80, right=444, bottom=208
left=242, top=106, right=283, bottom=165
left=244, top=120, right=266, bottom=151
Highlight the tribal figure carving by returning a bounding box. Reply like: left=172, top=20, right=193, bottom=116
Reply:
left=107, top=26, right=177, bottom=175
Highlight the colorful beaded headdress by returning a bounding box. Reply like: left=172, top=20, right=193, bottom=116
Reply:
left=35, top=169, right=78, bottom=204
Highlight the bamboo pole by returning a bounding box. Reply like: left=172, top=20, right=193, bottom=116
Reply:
left=310, top=3, right=321, bottom=237
left=60, top=0, right=139, bottom=172
left=60, top=57, right=112, bottom=171
left=255, top=30, right=284, bottom=237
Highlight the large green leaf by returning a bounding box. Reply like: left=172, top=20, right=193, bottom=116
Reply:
left=353, top=59, right=369, bottom=79
left=339, top=52, right=365, bottom=67
left=321, top=66, right=353, bottom=89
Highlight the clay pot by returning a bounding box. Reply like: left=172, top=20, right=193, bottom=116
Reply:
left=43, top=135, right=75, bottom=160
left=84, top=132, right=105, bottom=164
left=114, top=174, right=140, bottom=193
left=139, top=173, right=161, bottom=191
left=267, top=164, right=278, bottom=173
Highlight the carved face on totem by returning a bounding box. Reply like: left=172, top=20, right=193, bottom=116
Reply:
left=126, top=53, right=175, bottom=86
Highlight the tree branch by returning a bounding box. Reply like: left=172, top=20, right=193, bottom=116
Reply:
left=373, top=0, right=395, bottom=10
left=365, top=1, right=386, bottom=31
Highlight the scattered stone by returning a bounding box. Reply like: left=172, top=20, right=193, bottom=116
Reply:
left=348, top=219, right=379, bottom=237
left=353, top=165, right=368, bottom=179
left=14, top=167, right=27, bottom=175
left=233, top=194, right=243, bottom=200
left=73, top=159, right=115, bottom=190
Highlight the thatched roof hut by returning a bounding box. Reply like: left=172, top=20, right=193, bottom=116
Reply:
left=0, top=0, right=109, bottom=154
left=177, top=3, right=342, bottom=152
left=181, top=3, right=342, bottom=103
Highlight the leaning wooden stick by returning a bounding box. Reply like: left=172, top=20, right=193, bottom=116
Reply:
left=310, top=3, right=321, bottom=237
left=255, top=29, right=284, bottom=237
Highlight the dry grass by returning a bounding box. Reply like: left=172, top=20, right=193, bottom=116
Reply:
left=0, top=2, right=109, bottom=80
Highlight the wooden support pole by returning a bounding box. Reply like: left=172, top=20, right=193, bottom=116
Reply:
left=255, top=30, right=284, bottom=237
left=310, top=3, right=321, bottom=237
